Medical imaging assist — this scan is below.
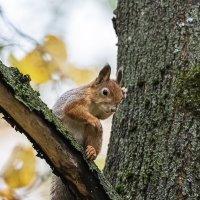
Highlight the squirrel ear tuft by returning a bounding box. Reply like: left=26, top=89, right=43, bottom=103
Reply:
left=116, top=68, right=123, bottom=85
left=95, top=63, right=111, bottom=84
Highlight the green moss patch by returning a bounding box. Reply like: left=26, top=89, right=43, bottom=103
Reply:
left=175, top=65, right=200, bottom=116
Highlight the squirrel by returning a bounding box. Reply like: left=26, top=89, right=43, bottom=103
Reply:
left=51, top=64, right=126, bottom=199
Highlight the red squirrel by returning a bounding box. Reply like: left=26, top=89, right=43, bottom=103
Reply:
left=51, top=64, right=126, bottom=199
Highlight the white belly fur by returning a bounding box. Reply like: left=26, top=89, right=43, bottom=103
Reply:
left=63, top=117, right=85, bottom=145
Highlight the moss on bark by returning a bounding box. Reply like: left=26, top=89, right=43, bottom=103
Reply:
left=175, top=65, right=200, bottom=116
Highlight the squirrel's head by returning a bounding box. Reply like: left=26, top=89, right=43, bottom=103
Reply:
left=90, top=64, right=126, bottom=119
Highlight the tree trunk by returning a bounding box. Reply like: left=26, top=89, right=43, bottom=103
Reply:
left=105, top=0, right=200, bottom=199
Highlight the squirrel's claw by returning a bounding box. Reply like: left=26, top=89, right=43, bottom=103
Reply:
left=121, top=87, right=128, bottom=99
left=85, top=145, right=97, bottom=160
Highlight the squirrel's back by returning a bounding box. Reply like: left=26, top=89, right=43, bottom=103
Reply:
left=52, top=85, right=89, bottom=118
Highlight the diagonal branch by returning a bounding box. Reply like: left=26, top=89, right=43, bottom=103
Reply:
left=0, top=60, right=120, bottom=200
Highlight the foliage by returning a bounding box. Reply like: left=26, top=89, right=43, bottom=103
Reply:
left=0, top=145, right=36, bottom=200
left=9, top=34, right=97, bottom=85
left=95, top=158, right=105, bottom=171
left=3, top=146, right=36, bottom=189
left=107, top=0, right=117, bottom=9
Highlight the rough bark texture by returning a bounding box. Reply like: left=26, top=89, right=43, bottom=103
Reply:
left=105, top=1, right=200, bottom=199
left=0, top=61, right=120, bottom=200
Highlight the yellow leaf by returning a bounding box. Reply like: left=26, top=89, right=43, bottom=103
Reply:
left=65, top=64, right=98, bottom=85
left=43, top=34, right=68, bottom=66
left=9, top=34, right=68, bottom=84
left=9, top=50, right=52, bottom=84
left=0, top=188, right=19, bottom=200
left=9, top=34, right=97, bottom=84
left=3, top=145, right=37, bottom=189
left=95, top=158, right=105, bottom=171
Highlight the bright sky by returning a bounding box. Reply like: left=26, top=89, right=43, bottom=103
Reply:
left=0, top=0, right=117, bottom=68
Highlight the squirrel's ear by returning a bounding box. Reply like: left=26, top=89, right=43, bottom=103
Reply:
left=95, top=63, right=111, bottom=84
left=116, top=68, right=123, bottom=85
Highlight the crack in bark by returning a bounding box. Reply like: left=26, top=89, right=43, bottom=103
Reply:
left=176, top=117, right=193, bottom=200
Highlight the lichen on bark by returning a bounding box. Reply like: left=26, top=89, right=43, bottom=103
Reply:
left=105, top=0, right=200, bottom=199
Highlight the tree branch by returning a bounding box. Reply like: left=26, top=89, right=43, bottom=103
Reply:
left=0, top=60, right=120, bottom=200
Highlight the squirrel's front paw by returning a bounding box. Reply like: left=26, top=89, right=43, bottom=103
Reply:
left=89, top=118, right=102, bottom=133
left=85, top=145, right=97, bottom=160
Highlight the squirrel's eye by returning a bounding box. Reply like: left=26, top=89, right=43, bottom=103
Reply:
left=101, top=88, right=110, bottom=96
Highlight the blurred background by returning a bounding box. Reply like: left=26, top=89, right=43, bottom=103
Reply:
left=0, top=0, right=117, bottom=199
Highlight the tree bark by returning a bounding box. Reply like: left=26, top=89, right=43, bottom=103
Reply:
left=105, top=0, right=200, bottom=199
left=0, top=61, right=120, bottom=200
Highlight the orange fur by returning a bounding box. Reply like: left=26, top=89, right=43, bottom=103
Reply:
left=52, top=64, right=126, bottom=160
